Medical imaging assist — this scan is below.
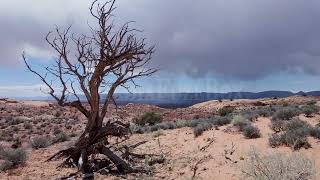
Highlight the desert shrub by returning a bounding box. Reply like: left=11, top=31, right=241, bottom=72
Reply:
left=69, top=131, right=78, bottom=137
left=218, top=106, right=234, bottom=116
left=175, top=120, right=189, bottom=128
left=272, top=107, right=301, bottom=121
left=54, top=110, right=62, bottom=118
left=306, top=100, right=317, bottom=106
left=0, top=148, right=27, bottom=171
left=240, top=111, right=259, bottom=122
left=152, top=130, right=164, bottom=138
left=269, top=118, right=312, bottom=150
left=301, top=104, right=319, bottom=117
left=243, top=125, right=261, bottom=139
left=152, top=122, right=173, bottom=130
left=193, top=115, right=200, bottom=119
left=15, top=116, right=32, bottom=122
left=281, top=101, right=289, bottom=107
left=232, top=115, right=251, bottom=131
left=284, top=118, right=311, bottom=132
left=282, top=130, right=311, bottom=150
left=8, top=118, right=22, bottom=126
left=54, top=132, right=70, bottom=143
left=11, top=126, right=19, bottom=132
left=310, top=127, right=320, bottom=139
left=270, top=120, right=286, bottom=133
left=270, top=117, right=311, bottom=134
left=134, top=112, right=162, bottom=126
left=31, top=136, right=52, bottom=149
left=256, top=107, right=275, bottom=117
left=213, top=116, right=231, bottom=126
left=53, top=126, right=62, bottom=135
left=130, top=124, right=144, bottom=134
left=185, top=119, right=200, bottom=128
left=23, top=122, right=32, bottom=129
left=0, top=130, right=14, bottom=142
left=65, top=124, right=72, bottom=130
left=11, top=138, right=22, bottom=149
left=243, top=148, right=315, bottom=180
left=269, top=134, right=284, bottom=147
left=149, top=125, right=160, bottom=132
left=193, top=122, right=213, bottom=137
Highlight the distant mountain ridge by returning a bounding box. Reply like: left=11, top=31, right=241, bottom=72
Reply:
left=111, top=90, right=320, bottom=108
left=15, top=91, right=320, bottom=108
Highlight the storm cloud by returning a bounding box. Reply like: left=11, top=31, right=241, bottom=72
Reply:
left=1, top=0, right=320, bottom=80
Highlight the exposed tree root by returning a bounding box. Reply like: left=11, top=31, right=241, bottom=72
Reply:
left=47, top=124, right=158, bottom=179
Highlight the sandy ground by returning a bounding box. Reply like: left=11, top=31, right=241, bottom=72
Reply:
left=1, top=116, right=320, bottom=180
left=1, top=96, right=320, bottom=179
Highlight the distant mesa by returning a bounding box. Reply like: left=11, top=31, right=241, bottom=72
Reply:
left=13, top=90, right=320, bottom=108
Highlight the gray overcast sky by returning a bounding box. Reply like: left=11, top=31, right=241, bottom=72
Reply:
left=1, top=0, right=320, bottom=96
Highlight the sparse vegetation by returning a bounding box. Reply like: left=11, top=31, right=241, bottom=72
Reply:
left=232, top=115, right=251, bottom=131
left=282, top=130, right=311, bottom=150
left=23, top=122, right=32, bottom=129
left=134, top=112, right=163, bottom=126
left=300, top=104, right=319, bottom=117
left=193, top=122, right=213, bottom=137
left=131, top=116, right=232, bottom=137
left=272, top=106, right=300, bottom=121
left=256, top=107, right=274, bottom=117
left=218, top=106, right=234, bottom=116
left=213, top=116, right=232, bottom=126
left=53, top=132, right=70, bottom=143
left=268, top=134, right=283, bottom=147
left=270, top=120, right=285, bottom=133
left=31, top=136, right=52, bottom=149
left=310, top=127, right=320, bottom=139
left=306, top=100, right=317, bottom=106
left=243, top=125, right=261, bottom=139
left=0, top=148, right=27, bottom=171
left=268, top=117, right=312, bottom=150
left=243, top=148, right=315, bottom=180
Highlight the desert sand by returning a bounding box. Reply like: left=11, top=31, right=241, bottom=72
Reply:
left=0, top=96, right=319, bottom=179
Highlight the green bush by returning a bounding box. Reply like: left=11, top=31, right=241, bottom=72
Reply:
left=306, top=100, right=317, bottom=106
left=0, top=148, right=27, bottom=171
left=271, top=117, right=311, bottom=133
left=53, top=126, right=62, bottom=135
left=232, top=115, right=251, bottom=131
left=218, top=106, right=234, bottom=116
left=269, top=134, right=284, bottom=148
left=243, top=125, right=261, bottom=139
left=23, top=122, right=32, bottom=129
left=130, top=124, right=144, bottom=134
left=256, top=107, right=275, bottom=117
left=310, top=127, right=320, bottom=139
left=269, top=130, right=311, bottom=150
left=270, top=120, right=286, bottom=133
left=134, top=112, right=162, bottom=126
left=54, top=132, right=70, bottom=143
left=213, top=116, right=232, bottom=126
left=31, top=136, right=52, bottom=149
left=282, top=130, right=311, bottom=150
left=269, top=118, right=312, bottom=150
left=193, top=123, right=213, bottom=137
left=301, top=105, right=319, bottom=117
left=157, top=122, right=177, bottom=130
left=272, top=107, right=300, bottom=121
left=243, top=148, right=315, bottom=179
left=284, top=118, right=311, bottom=132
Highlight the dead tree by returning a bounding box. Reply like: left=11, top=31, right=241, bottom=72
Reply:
left=23, top=0, right=156, bottom=176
